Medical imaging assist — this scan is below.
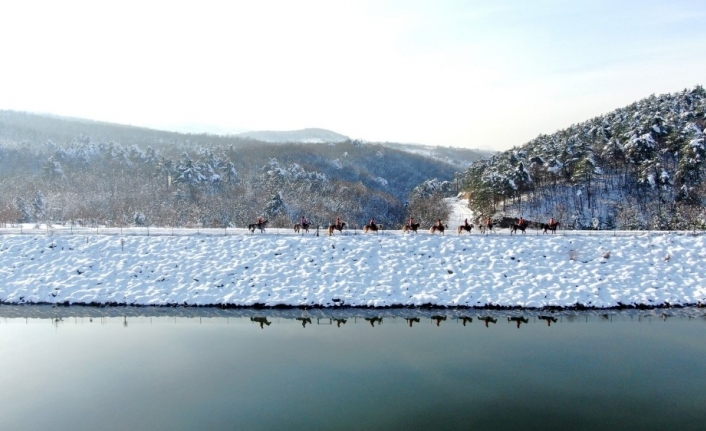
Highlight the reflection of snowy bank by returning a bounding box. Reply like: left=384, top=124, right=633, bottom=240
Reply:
left=1, top=304, right=704, bottom=322
left=1, top=230, right=706, bottom=309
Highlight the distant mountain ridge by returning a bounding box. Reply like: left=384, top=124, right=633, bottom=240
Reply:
left=232, top=128, right=350, bottom=143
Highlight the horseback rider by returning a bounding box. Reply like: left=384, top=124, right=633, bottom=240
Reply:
left=437, top=219, right=443, bottom=228
left=369, top=218, right=375, bottom=227
left=336, top=217, right=342, bottom=229
left=409, top=217, right=415, bottom=226
left=464, top=218, right=470, bottom=227
left=486, top=217, right=492, bottom=226
left=518, top=216, right=526, bottom=227
left=301, top=216, right=308, bottom=225
left=549, top=217, right=556, bottom=227
left=257, top=216, right=263, bottom=225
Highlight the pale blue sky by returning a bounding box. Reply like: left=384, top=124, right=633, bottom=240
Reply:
left=1, top=0, right=704, bottom=150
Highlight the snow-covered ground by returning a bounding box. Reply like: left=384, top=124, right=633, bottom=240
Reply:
left=1, top=225, right=705, bottom=309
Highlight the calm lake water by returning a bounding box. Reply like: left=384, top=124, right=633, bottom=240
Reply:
left=0, top=307, right=704, bottom=431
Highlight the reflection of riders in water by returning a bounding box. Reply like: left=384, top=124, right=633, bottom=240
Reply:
left=538, top=315, right=558, bottom=326
left=508, top=316, right=529, bottom=328
left=250, top=317, right=271, bottom=329
left=405, top=317, right=420, bottom=327
left=296, top=317, right=312, bottom=328
left=431, top=315, right=446, bottom=326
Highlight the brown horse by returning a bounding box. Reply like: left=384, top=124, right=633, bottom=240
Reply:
left=363, top=223, right=383, bottom=233
left=541, top=222, right=561, bottom=234
left=248, top=219, right=268, bottom=233
left=510, top=223, right=528, bottom=235
left=294, top=222, right=310, bottom=233
left=429, top=224, right=447, bottom=235
left=457, top=224, right=473, bottom=235
left=327, top=222, right=346, bottom=236
left=403, top=222, right=420, bottom=233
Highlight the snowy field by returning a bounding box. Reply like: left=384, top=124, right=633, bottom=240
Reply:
left=1, top=222, right=705, bottom=309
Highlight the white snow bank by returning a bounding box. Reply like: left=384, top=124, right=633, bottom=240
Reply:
left=1, top=231, right=705, bottom=308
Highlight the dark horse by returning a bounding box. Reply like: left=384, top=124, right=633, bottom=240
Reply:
left=363, top=223, right=383, bottom=233
left=429, top=224, right=447, bottom=235
left=541, top=222, right=561, bottom=234
left=294, top=222, right=310, bottom=233
left=457, top=224, right=473, bottom=235
left=248, top=219, right=268, bottom=233
left=510, top=223, right=528, bottom=235
left=327, top=222, right=346, bottom=236
left=403, top=222, right=420, bottom=233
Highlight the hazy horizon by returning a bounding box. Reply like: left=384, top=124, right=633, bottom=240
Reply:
left=2, top=0, right=704, bottom=151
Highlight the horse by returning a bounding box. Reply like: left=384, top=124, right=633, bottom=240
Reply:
left=457, top=224, right=473, bottom=235
left=363, top=223, right=383, bottom=233
left=481, top=220, right=494, bottom=234
left=294, top=222, right=310, bottom=233
left=327, top=222, right=346, bottom=236
left=541, top=222, right=561, bottom=234
left=402, top=222, right=420, bottom=233
left=510, top=223, right=528, bottom=235
left=248, top=219, right=268, bottom=233
left=429, top=224, right=447, bottom=235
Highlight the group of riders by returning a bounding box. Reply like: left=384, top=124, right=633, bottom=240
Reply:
left=255, top=215, right=559, bottom=232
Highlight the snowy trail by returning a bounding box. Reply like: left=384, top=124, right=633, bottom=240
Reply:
left=444, top=196, right=474, bottom=230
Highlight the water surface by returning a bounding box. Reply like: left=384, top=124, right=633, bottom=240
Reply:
left=0, top=307, right=704, bottom=430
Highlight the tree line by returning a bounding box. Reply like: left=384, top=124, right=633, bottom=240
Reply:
left=0, top=112, right=461, bottom=229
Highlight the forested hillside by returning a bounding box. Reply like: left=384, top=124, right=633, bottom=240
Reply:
left=0, top=111, right=464, bottom=229
left=463, top=86, right=706, bottom=230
